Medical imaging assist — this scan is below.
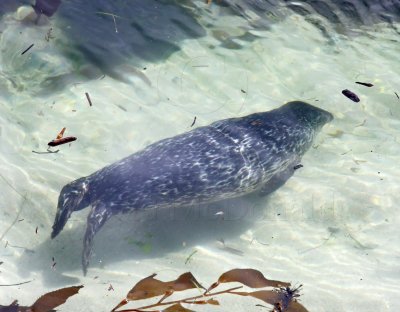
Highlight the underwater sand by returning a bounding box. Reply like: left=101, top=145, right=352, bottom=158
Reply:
left=0, top=2, right=400, bottom=311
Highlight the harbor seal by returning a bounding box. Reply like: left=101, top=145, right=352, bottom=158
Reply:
left=51, top=101, right=333, bottom=274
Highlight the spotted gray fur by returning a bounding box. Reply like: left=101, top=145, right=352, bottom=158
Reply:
left=51, top=101, right=333, bottom=274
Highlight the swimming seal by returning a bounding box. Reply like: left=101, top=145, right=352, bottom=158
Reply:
left=51, top=101, right=333, bottom=274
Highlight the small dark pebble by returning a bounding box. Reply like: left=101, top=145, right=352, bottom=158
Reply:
left=293, top=164, right=303, bottom=170
left=342, top=89, right=360, bottom=102
left=355, top=81, right=373, bottom=87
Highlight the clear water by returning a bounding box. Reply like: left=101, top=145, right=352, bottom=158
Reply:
left=0, top=1, right=399, bottom=311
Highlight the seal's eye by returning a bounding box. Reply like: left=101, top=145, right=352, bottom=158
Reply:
left=251, top=120, right=263, bottom=126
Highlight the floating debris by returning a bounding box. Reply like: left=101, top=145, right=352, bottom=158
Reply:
left=48, top=128, right=77, bottom=147
left=51, top=257, right=56, bottom=269
left=217, top=239, right=244, bottom=256
left=355, top=119, right=366, bottom=127
left=190, top=116, right=197, bottom=127
left=48, top=136, right=76, bottom=147
left=342, top=89, right=360, bottom=102
left=85, top=92, right=93, bottom=106
left=45, top=28, right=54, bottom=42
left=355, top=81, right=373, bottom=87
left=32, top=149, right=59, bottom=154
left=56, top=127, right=65, bottom=139
left=395, top=92, right=399, bottom=100
left=0, top=285, right=82, bottom=311
left=0, top=280, right=33, bottom=287
left=184, top=250, right=197, bottom=265
left=21, top=44, right=34, bottom=55
left=341, top=149, right=352, bottom=155
left=293, top=164, right=303, bottom=170
left=111, top=268, right=306, bottom=312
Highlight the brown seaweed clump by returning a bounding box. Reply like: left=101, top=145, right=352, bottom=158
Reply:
left=0, top=285, right=83, bottom=312
left=111, top=268, right=309, bottom=312
left=0, top=269, right=308, bottom=312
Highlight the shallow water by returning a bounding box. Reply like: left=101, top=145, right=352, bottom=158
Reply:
left=0, top=1, right=400, bottom=311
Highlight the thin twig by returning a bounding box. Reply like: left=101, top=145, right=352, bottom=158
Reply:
left=0, top=175, right=28, bottom=241
left=21, top=44, right=34, bottom=55
left=32, top=149, right=60, bottom=154
left=0, top=280, right=33, bottom=287
left=115, top=286, right=243, bottom=312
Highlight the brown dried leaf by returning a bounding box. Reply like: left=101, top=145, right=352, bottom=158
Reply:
left=217, top=269, right=290, bottom=288
left=127, top=273, right=170, bottom=300
left=172, top=272, right=203, bottom=291
left=246, top=290, right=281, bottom=305
left=206, top=299, right=220, bottom=305
left=31, top=285, right=83, bottom=312
left=163, top=303, right=195, bottom=312
left=127, top=272, right=201, bottom=301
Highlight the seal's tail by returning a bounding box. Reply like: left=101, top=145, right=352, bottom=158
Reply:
left=82, top=201, right=111, bottom=275
left=51, top=177, right=90, bottom=239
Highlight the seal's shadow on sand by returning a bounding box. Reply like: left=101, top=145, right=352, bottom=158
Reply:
left=16, top=194, right=270, bottom=286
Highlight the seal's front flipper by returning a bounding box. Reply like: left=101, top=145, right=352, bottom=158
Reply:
left=51, top=177, right=90, bottom=239
left=82, top=202, right=111, bottom=275
left=259, top=160, right=300, bottom=196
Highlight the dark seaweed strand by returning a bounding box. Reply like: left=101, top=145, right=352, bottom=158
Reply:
left=190, top=116, right=197, bottom=127
left=21, top=44, right=34, bottom=55
left=85, top=92, right=93, bottom=106
left=355, top=81, right=373, bottom=87
left=342, top=89, right=360, bottom=102
left=48, top=137, right=77, bottom=147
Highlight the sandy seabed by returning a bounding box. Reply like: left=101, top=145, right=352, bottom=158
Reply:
left=0, top=4, right=399, bottom=312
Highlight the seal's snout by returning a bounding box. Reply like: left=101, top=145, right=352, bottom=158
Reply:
left=283, top=101, right=333, bottom=129
left=51, top=177, right=90, bottom=239
left=319, top=109, right=334, bottom=126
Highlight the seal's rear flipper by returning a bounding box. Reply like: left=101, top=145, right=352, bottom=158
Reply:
left=51, top=177, right=90, bottom=239
left=82, top=202, right=111, bottom=275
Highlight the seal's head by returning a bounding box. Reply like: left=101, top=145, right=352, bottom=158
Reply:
left=51, top=177, right=90, bottom=239
left=281, top=101, right=333, bottom=131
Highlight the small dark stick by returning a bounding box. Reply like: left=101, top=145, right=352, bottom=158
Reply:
left=355, top=82, right=373, bottom=87
left=48, top=137, right=77, bottom=147
left=190, top=116, right=197, bottom=127
left=85, top=92, right=93, bottom=106
left=35, top=226, right=38, bottom=234
left=293, top=164, right=303, bottom=170
left=21, top=44, right=34, bottom=55
left=342, top=89, right=360, bottom=102
left=395, top=92, right=399, bottom=100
